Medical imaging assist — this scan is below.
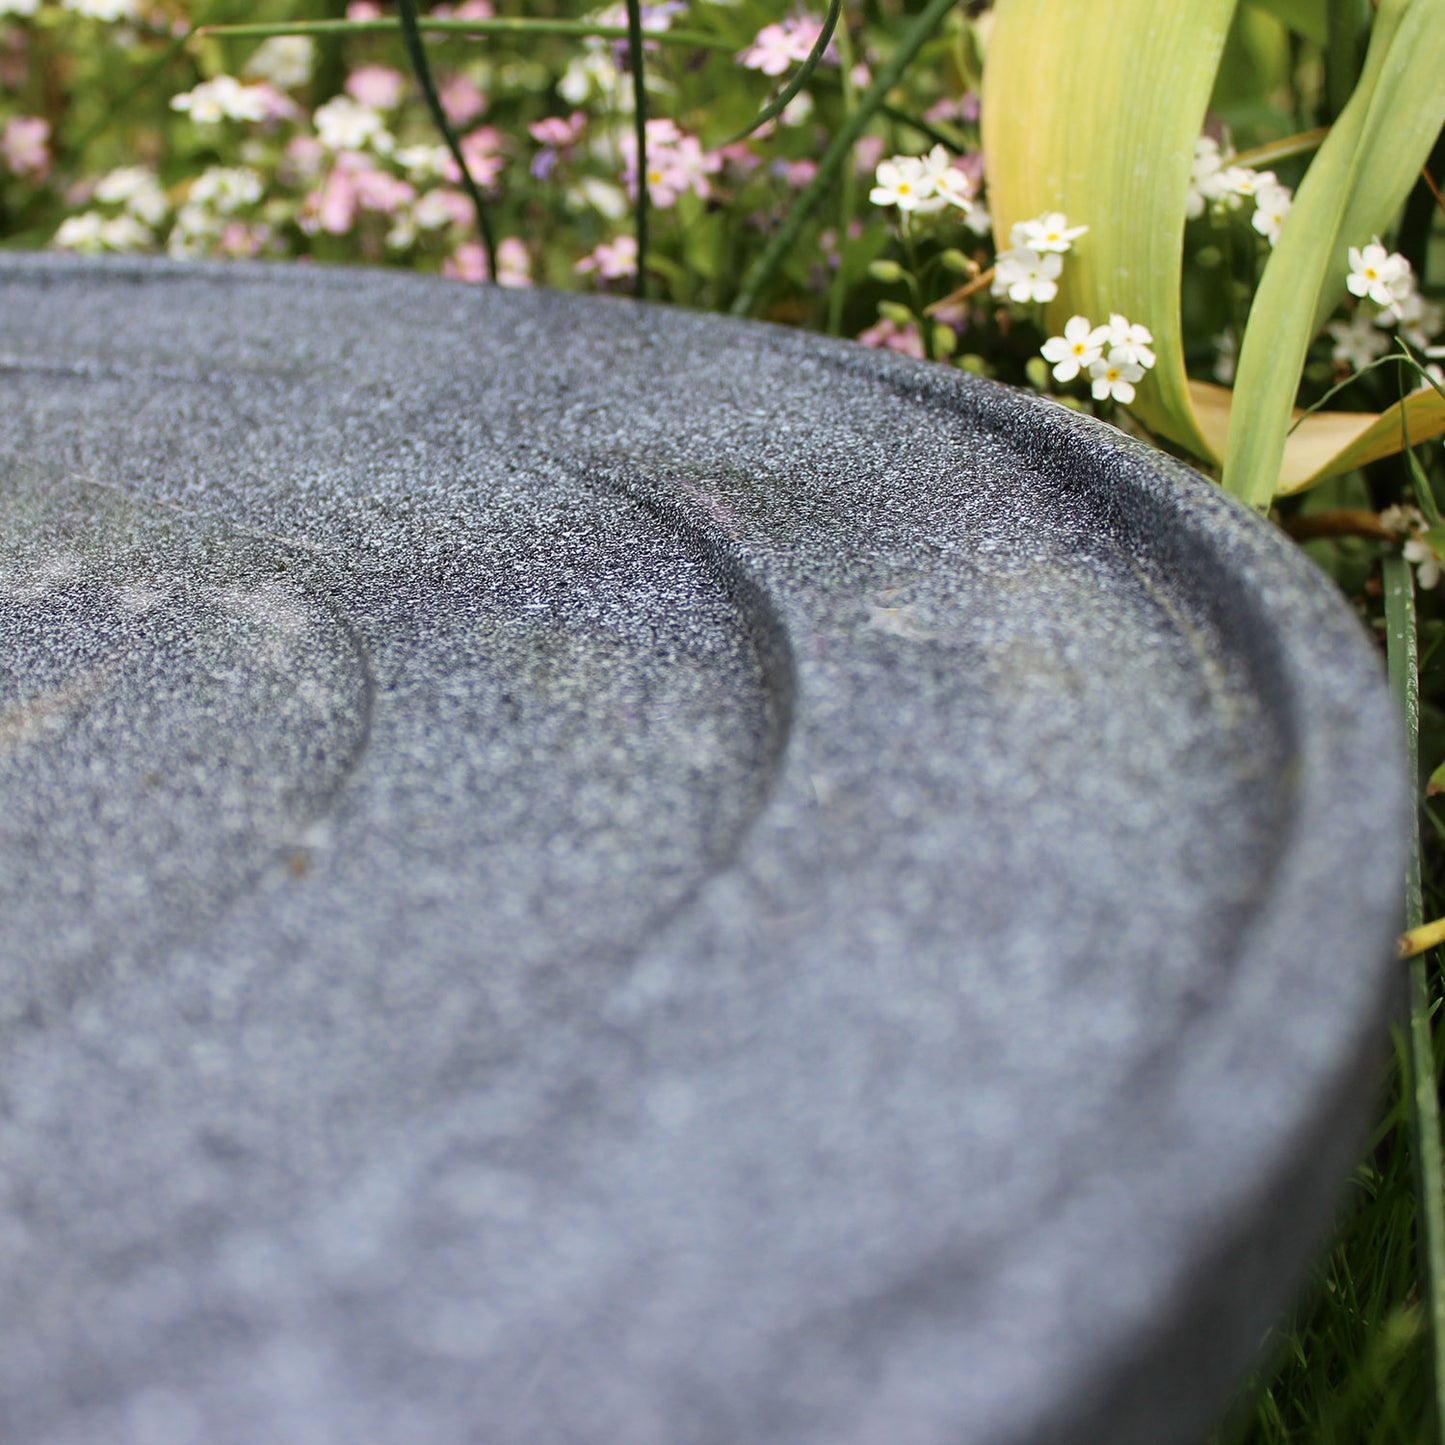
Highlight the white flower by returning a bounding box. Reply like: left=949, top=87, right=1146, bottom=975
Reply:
left=98, top=214, right=151, bottom=251
left=991, top=247, right=1062, bottom=304
left=1327, top=311, right=1390, bottom=371
left=54, top=210, right=152, bottom=252
left=0, top=0, right=41, bottom=15
left=61, top=0, right=138, bottom=18
left=1219, top=164, right=1269, bottom=205
left=245, top=36, right=315, bottom=91
left=1089, top=349, right=1145, bottom=403
left=1404, top=537, right=1441, bottom=590
left=54, top=212, right=107, bottom=251
left=1212, top=330, right=1236, bottom=385
left=963, top=201, right=992, bottom=237
left=167, top=201, right=220, bottom=258
left=94, top=166, right=169, bottom=226
left=569, top=175, right=629, bottom=220
left=557, top=49, right=620, bottom=106
left=314, top=95, right=391, bottom=152
left=1102, top=313, right=1155, bottom=369
left=1379, top=289, right=1445, bottom=352
left=1380, top=505, right=1424, bottom=539
left=1346, top=239, right=1413, bottom=314
left=190, top=166, right=263, bottom=214
left=1416, top=362, right=1445, bottom=396
left=1186, top=135, right=1232, bottom=218
left=1010, top=211, right=1087, bottom=254
left=1250, top=178, right=1292, bottom=246
left=1040, top=315, right=1107, bottom=382
left=171, top=76, right=271, bottom=125
left=394, top=144, right=451, bottom=181
left=915, top=145, right=973, bottom=214
left=870, top=155, right=929, bottom=212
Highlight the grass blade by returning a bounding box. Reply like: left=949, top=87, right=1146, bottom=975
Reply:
left=395, top=0, right=497, bottom=283
left=625, top=0, right=649, bottom=300
left=730, top=0, right=964, bottom=318
left=1382, top=549, right=1445, bottom=1442
left=721, top=0, right=842, bottom=146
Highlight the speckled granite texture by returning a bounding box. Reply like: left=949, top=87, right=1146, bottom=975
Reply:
left=0, top=256, right=1408, bottom=1445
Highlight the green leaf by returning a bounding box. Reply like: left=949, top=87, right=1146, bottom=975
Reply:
left=1224, top=0, right=1445, bottom=506
left=983, top=0, right=1238, bottom=459
left=1246, top=0, right=1328, bottom=44
left=1382, top=552, right=1445, bottom=1444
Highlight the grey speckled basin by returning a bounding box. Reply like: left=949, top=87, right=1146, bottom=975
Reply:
left=0, top=256, right=1407, bottom=1445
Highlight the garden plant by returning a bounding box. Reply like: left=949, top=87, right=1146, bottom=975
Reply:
left=3, top=0, right=1444, bottom=1438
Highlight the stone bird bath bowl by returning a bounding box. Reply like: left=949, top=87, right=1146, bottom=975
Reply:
left=0, top=256, right=1406, bottom=1444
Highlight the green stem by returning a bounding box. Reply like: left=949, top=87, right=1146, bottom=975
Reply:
left=1382, top=550, right=1445, bottom=1443
left=722, top=0, right=842, bottom=145
left=827, top=16, right=860, bottom=337
left=396, top=0, right=497, bottom=282
left=198, top=18, right=735, bottom=51
left=625, top=0, right=648, bottom=300
left=729, top=0, right=965, bottom=318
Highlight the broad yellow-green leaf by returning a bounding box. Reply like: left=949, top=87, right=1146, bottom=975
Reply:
left=1224, top=0, right=1445, bottom=505
left=982, top=0, right=1238, bottom=460
left=984, top=0, right=1445, bottom=505
left=1192, top=381, right=1445, bottom=492
left=1247, top=0, right=1328, bottom=43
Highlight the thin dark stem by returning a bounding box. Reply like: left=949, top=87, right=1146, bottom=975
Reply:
left=730, top=0, right=964, bottom=318
left=396, top=0, right=498, bottom=282
left=723, top=0, right=843, bottom=145
left=625, top=0, right=648, bottom=300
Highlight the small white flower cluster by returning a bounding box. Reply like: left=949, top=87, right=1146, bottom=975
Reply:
left=1329, top=238, right=1444, bottom=374
left=244, top=36, right=316, bottom=93
left=1040, top=313, right=1156, bottom=404
left=314, top=95, right=393, bottom=154
left=990, top=212, right=1087, bottom=305
left=60, top=0, right=139, bottom=19
left=1381, top=505, right=1442, bottom=590
left=869, top=146, right=979, bottom=225
left=1186, top=136, right=1292, bottom=245
left=54, top=165, right=168, bottom=253
left=171, top=75, right=273, bottom=126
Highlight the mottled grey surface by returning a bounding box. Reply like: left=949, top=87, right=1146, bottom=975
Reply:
left=0, top=255, right=1407, bottom=1445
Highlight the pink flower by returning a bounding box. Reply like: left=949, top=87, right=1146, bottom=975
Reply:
left=779, top=158, right=817, bottom=187
left=1, top=115, right=50, bottom=181
left=433, top=0, right=494, bottom=18
left=351, top=166, right=414, bottom=214
left=304, top=170, right=357, bottom=235
left=857, top=317, right=924, bottom=359
left=575, top=233, right=638, bottom=282
left=413, top=187, right=472, bottom=230
left=443, top=126, right=504, bottom=188
left=853, top=134, right=886, bottom=180
left=281, top=133, right=326, bottom=184
left=440, top=74, right=486, bottom=128
left=217, top=220, right=273, bottom=257
left=345, top=2, right=381, bottom=18
left=924, top=93, right=981, bottom=126
left=345, top=64, right=406, bottom=110
left=739, top=15, right=835, bottom=76
left=445, top=235, right=531, bottom=286
left=621, top=119, right=721, bottom=208
left=529, top=111, right=585, bottom=148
